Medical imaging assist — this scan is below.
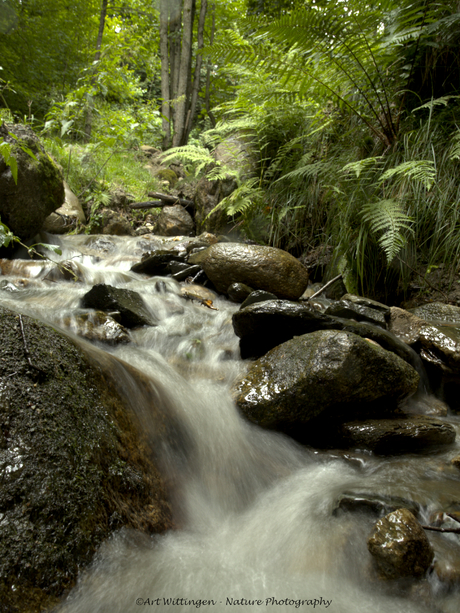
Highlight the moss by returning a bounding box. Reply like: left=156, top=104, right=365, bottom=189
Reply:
left=0, top=306, right=172, bottom=611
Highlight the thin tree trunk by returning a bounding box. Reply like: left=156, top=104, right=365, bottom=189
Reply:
left=204, top=3, right=216, bottom=127
left=185, top=0, right=207, bottom=141
left=172, top=0, right=195, bottom=147
left=160, top=0, right=171, bottom=148
left=84, top=0, right=108, bottom=142
left=169, top=2, right=182, bottom=103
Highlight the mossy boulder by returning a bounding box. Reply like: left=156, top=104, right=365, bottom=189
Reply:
left=0, top=305, right=172, bottom=612
left=0, top=123, right=64, bottom=241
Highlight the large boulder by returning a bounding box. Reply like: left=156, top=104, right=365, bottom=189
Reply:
left=232, top=330, right=419, bottom=440
left=367, top=509, right=434, bottom=579
left=0, top=305, right=172, bottom=610
left=189, top=243, right=309, bottom=300
left=0, top=123, right=64, bottom=240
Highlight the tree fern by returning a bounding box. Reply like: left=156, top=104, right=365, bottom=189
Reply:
left=361, top=199, right=414, bottom=263
left=378, top=159, right=436, bottom=190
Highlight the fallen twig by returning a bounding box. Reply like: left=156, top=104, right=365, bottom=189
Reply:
left=306, top=274, right=343, bottom=301
left=18, top=315, right=46, bottom=374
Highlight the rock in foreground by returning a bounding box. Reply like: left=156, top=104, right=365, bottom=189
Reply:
left=0, top=305, right=172, bottom=611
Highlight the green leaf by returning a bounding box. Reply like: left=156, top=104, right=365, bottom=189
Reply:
left=362, top=199, right=413, bottom=263
left=0, top=220, right=16, bottom=248
left=31, top=243, right=63, bottom=256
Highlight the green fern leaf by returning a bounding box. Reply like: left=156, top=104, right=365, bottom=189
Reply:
left=362, top=199, right=413, bottom=263
left=378, top=160, right=436, bottom=190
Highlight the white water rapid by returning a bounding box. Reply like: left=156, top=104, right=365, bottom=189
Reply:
left=1, top=233, right=459, bottom=613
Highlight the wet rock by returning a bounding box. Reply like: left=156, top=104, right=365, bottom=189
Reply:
left=42, top=181, right=86, bottom=234
left=451, top=454, right=460, bottom=469
left=188, top=243, right=309, bottom=300
left=171, top=264, right=202, bottom=282
left=184, top=232, right=219, bottom=254
left=43, top=260, right=83, bottom=282
left=156, top=204, right=194, bottom=237
left=180, top=284, right=217, bottom=303
left=367, top=508, right=434, bottom=579
left=0, top=304, right=172, bottom=610
left=240, top=289, right=278, bottom=309
left=101, top=211, right=135, bottom=236
left=410, top=302, right=460, bottom=324
left=131, top=250, right=186, bottom=275
left=227, top=282, right=254, bottom=303
left=386, top=306, right=426, bottom=345
left=80, top=284, right=156, bottom=328
left=60, top=310, right=131, bottom=345
left=325, top=298, right=387, bottom=328
left=333, top=491, right=418, bottom=517
left=0, top=123, right=64, bottom=241
left=339, top=415, right=456, bottom=454
left=232, top=300, right=421, bottom=366
left=232, top=330, right=419, bottom=437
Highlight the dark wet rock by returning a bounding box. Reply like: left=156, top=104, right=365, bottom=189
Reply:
left=188, top=243, right=309, bottom=300
left=227, top=282, right=254, bottom=303
left=80, top=284, right=156, bottom=328
left=184, top=232, right=219, bottom=254
left=156, top=204, right=194, bottom=237
left=0, top=304, right=172, bottom=610
left=168, top=260, right=192, bottom=275
left=60, top=310, right=131, bottom=345
left=451, top=454, right=460, bottom=469
left=333, top=491, right=418, bottom=517
left=0, top=123, right=64, bottom=241
left=410, top=302, right=460, bottom=324
left=367, top=508, right=434, bottom=579
left=131, top=250, right=186, bottom=275
left=386, top=306, right=426, bottom=345
left=232, top=300, right=421, bottom=366
left=325, top=298, right=387, bottom=328
left=339, top=415, right=456, bottom=454
left=240, top=290, right=278, bottom=309
left=232, top=330, right=419, bottom=438
left=171, top=264, right=202, bottom=282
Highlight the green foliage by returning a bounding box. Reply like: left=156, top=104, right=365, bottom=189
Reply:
left=361, top=199, right=414, bottom=264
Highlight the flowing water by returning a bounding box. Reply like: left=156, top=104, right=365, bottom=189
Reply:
left=1, top=233, right=460, bottom=613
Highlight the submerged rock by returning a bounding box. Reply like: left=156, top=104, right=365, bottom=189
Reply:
left=0, top=305, right=172, bottom=610
left=80, top=283, right=156, bottom=328
left=232, top=330, right=419, bottom=438
left=339, top=415, right=456, bottom=454
left=367, top=508, right=434, bottom=579
left=131, top=249, right=186, bottom=275
left=188, top=243, right=309, bottom=300
left=60, top=310, right=131, bottom=345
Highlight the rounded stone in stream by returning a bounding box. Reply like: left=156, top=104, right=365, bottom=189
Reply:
left=80, top=283, right=156, bottom=328
left=131, top=249, right=187, bottom=276
left=232, top=330, right=419, bottom=437
left=227, top=282, right=254, bottom=303
left=188, top=243, right=309, bottom=299
left=0, top=305, right=172, bottom=610
left=339, top=415, right=456, bottom=454
left=240, top=289, right=278, bottom=309
left=367, top=508, right=434, bottom=579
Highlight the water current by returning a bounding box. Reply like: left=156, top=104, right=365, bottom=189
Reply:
left=1, top=233, right=459, bottom=613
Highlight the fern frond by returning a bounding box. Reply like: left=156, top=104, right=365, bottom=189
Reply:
left=413, top=95, right=460, bottom=113
left=362, top=199, right=413, bottom=263
left=449, top=131, right=460, bottom=161
left=160, top=145, right=215, bottom=177
left=342, top=156, right=383, bottom=179
left=205, top=178, right=263, bottom=220
left=378, top=160, right=436, bottom=190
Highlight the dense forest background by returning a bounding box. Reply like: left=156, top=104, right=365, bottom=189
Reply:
left=1, top=0, right=460, bottom=299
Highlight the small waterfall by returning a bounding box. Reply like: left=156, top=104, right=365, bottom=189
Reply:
left=1, top=234, right=459, bottom=613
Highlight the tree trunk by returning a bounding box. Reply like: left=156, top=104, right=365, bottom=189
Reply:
left=84, top=0, right=108, bottom=142
left=172, top=0, right=195, bottom=147
left=204, top=3, right=216, bottom=127
left=185, top=0, right=207, bottom=141
left=160, top=0, right=171, bottom=148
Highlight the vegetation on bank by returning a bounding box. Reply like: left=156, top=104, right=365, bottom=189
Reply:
left=1, top=0, right=460, bottom=300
